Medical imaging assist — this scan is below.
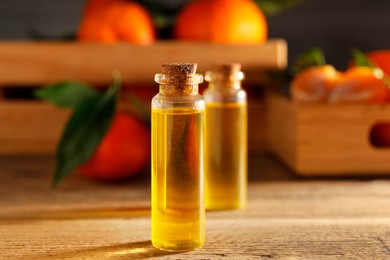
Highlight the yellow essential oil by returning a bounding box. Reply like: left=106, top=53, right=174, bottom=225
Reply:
left=204, top=63, right=247, bottom=210
left=151, top=63, right=205, bottom=251
left=205, top=102, right=247, bottom=209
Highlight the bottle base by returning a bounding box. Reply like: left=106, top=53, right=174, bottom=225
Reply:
left=152, top=240, right=204, bottom=252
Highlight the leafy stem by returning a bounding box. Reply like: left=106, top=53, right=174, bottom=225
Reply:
left=52, top=75, right=120, bottom=187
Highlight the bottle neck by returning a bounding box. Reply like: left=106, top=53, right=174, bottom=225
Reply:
left=205, top=70, right=244, bottom=90
left=208, top=80, right=242, bottom=90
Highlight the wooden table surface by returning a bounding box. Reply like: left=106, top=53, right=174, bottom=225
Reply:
left=1, top=154, right=390, bottom=259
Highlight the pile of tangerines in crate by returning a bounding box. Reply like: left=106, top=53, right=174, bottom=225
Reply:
left=290, top=48, right=390, bottom=147
left=291, top=49, right=390, bottom=104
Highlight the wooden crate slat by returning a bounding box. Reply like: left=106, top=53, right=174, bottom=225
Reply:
left=0, top=140, right=58, bottom=155
left=0, top=40, right=287, bottom=86
left=0, top=101, right=69, bottom=155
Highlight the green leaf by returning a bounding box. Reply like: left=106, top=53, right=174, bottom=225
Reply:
left=35, top=81, right=99, bottom=108
left=290, top=47, right=326, bottom=75
left=127, top=93, right=151, bottom=127
left=351, top=48, right=376, bottom=68
left=254, top=0, right=302, bottom=16
left=53, top=75, right=121, bottom=187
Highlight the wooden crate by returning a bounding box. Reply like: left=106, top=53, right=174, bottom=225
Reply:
left=266, top=93, right=390, bottom=176
left=0, top=40, right=287, bottom=155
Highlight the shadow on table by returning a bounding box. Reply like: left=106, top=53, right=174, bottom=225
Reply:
left=249, top=153, right=299, bottom=182
left=48, top=240, right=182, bottom=259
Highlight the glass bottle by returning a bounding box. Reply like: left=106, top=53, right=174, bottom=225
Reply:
left=151, top=63, right=205, bottom=251
left=203, top=63, right=247, bottom=210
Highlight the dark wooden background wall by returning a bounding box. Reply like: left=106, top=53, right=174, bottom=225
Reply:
left=0, top=0, right=389, bottom=69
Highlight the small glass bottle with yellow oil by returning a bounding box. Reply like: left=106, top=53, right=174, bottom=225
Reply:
left=151, top=63, right=205, bottom=251
left=204, top=63, right=247, bottom=210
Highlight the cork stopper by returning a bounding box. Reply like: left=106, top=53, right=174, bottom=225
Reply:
left=211, top=63, right=242, bottom=79
left=205, top=63, right=244, bottom=86
left=162, top=63, right=197, bottom=77
left=155, top=63, right=203, bottom=94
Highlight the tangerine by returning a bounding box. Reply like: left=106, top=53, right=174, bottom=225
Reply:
left=366, top=50, right=390, bottom=76
left=77, top=0, right=155, bottom=44
left=77, top=111, right=151, bottom=181
left=174, top=0, right=267, bottom=44
left=329, top=67, right=390, bottom=104
left=290, top=65, right=341, bottom=103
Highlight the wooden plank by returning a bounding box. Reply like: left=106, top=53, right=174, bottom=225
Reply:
left=1, top=155, right=390, bottom=258
left=0, top=40, right=287, bottom=86
left=0, top=101, right=70, bottom=155
left=0, top=140, right=58, bottom=155
left=0, top=101, right=69, bottom=141
left=248, top=100, right=266, bottom=153
left=265, top=93, right=297, bottom=168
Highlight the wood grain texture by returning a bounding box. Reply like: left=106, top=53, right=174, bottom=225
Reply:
left=0, top=40, right=287, bottom=86
left=0, top=101, right=70, bottom=155
left=1, top=218, right=390, bottom=259
left=266, top=93, right=390, bottom=176
left=1, top=154, right=390, bottom=259
left=266, top=92, right=297, bottom=168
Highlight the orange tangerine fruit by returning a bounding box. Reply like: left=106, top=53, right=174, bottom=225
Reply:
left=78, top=111, right=151, bottom=181
left=174, top=0, right=267, bottom=44
left=366, top=50, right=390, bottom=76
left=290, top=65, right=341, bottom=103
left=77, top=0, right=155, bottom=44
left=329, top=67, right=390, bottom=104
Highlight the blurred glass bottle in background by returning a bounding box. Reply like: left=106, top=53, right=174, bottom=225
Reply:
left=204, top=63, right=247, bottom=210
